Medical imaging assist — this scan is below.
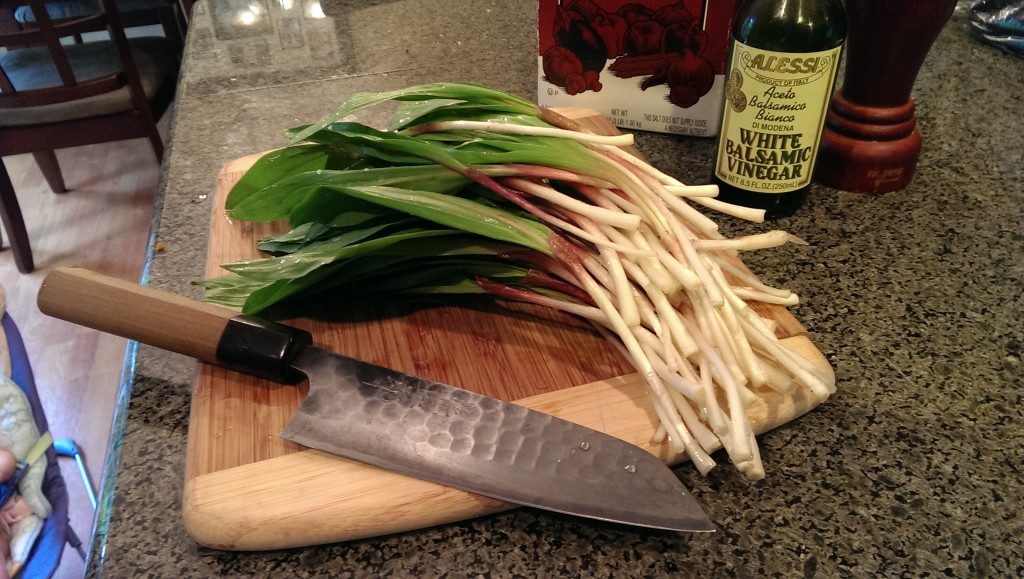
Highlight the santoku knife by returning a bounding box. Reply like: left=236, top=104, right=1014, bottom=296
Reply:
left=37, top=267, right=714, bottom=533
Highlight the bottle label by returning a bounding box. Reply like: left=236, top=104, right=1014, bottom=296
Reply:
left=714, top=41, right=842, bottom=194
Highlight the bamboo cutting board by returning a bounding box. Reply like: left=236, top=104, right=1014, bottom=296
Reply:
left=182, top=109, right=833, bottom=551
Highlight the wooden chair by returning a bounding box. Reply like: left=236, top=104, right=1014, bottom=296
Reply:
left=0, top=0, right=180, bottom=273
left=5, top=0, right=189, bottom=44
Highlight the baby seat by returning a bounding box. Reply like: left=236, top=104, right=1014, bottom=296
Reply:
left=2, top=310, right=85, bottom=577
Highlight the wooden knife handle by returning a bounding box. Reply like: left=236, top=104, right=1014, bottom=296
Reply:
left=37, top=266, right=236, bottom=363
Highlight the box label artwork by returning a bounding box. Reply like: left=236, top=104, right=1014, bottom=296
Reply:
left=537, top=0, right=736, bottom=137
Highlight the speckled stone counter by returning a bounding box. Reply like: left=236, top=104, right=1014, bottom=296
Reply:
left=87, top=1, right=1023, bottom=576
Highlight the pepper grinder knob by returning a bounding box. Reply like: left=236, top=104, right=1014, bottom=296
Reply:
left=814, top=0, right=958, bottom=194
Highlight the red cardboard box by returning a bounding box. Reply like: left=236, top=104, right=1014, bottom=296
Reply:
left=538, top=0, right=736, bottom=137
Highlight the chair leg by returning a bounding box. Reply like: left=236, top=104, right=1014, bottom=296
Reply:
left=159, top=5, right=185, bottom=43
left=32, top=150, right=68, bottom=194
left=0, top=160, right=34, bottom=273
left=178, top=0, right=195, bottom=22
left=147, top=127, right=165, bottom=163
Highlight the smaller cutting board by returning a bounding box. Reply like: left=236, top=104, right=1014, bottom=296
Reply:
left=182, top=109, right=833, bottom=550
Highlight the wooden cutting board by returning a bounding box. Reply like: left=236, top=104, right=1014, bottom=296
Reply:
left=182, top=109, right=833, bottom=551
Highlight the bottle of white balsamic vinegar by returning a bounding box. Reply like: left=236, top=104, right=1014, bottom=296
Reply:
left=711, top=0, right=847, bottom=219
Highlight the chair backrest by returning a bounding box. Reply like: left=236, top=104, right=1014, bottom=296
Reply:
left=0, top=0, right=147, bottom=111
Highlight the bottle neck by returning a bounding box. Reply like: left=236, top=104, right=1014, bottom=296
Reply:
left=733, top=0, right=847, bottom=53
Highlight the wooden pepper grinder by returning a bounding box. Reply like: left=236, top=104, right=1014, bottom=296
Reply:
left=814, top=0, right=958, bottom=194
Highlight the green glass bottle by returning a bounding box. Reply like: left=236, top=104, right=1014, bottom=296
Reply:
left=711, top=0, right=847, bottom=219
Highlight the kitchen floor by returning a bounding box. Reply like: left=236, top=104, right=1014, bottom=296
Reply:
left=0, top=135, right=162, bottom=576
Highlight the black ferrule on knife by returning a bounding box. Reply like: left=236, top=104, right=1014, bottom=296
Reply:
left=215, top=315, right=312, bottom=384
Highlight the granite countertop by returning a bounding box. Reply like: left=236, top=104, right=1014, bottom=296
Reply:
left=88, top=1, right=1023, bottom=576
